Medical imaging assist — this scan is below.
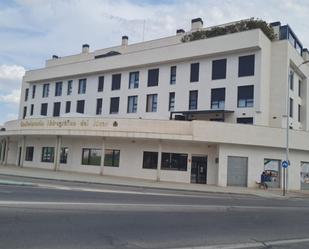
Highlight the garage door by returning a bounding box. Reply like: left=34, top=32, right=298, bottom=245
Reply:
left=227, top=156, right=248, bottom=187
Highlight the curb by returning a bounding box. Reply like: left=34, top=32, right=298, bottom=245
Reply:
left=0, top=172, right=287, bottom=199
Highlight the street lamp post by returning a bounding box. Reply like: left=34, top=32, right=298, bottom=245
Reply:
left=284, top=60, right=309, bottom=196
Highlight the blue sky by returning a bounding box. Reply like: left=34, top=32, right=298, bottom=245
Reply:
left=0, top=0, right=309, bottom=124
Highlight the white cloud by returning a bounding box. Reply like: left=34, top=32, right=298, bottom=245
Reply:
left=0, top=89, right=21, bottom=104
left=0, top=64, right=25, bottom=80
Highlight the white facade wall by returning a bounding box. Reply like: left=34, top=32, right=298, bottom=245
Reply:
left=20, top=50, right=262, bottom=124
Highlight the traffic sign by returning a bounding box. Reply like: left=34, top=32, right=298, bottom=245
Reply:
left=282, top=160, right=289, bottom=168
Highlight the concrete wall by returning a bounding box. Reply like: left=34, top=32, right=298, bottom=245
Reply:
left=19, top=135, right=218, bottom=184
left=217, top=143, right=309, bottom=190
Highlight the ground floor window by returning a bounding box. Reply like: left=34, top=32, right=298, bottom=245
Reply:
left=25, top=146, right=34, bottom=161
left=237, top=117, right=253, bottom=124
left=41, top=147, right=54, bottom=163
left=142, top=151, right=158, bottom=169
left=300, top=162, right=309, bottom=189
left=161, top=152, right=188, bottom=171
left=264, top=159, right=280, bottom=188
left=104, top=149, right=120, bottom=167
left=82, top=148, right=101, bottom=166
left=60, top=147, right=68, bottom=164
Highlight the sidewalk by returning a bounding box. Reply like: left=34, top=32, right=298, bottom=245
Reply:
left=0, top=165, right=307, bottom=198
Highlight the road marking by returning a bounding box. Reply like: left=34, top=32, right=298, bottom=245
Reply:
left=0, top=201, right=308, bottom=212
left=174, top=237, right=309, bottom=249
left=36, top=183, right=243, bottom=199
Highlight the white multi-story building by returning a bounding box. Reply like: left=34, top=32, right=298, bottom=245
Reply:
left=1, top=18, right=309, bottom=190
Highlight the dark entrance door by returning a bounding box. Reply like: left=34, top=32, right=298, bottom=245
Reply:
left=191, top=156, right=207, bottom=184
left=18, top=147, right=22, bottom=166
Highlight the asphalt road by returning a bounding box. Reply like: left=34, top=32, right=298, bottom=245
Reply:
left=0, top=175, right=309, bottom=249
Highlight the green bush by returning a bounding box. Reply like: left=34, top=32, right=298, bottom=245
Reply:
left=181, top=18, right=276, bottom=42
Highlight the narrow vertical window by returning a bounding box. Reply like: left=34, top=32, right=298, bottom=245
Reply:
left=23, top=106, right=27, bottom=119
left=98, top=76, right=104, bottom=92
left=32, top=85, right=36, bottom=99
left=170, top=66, right=176, bottom=85
left=76, top=100, right=85, bottom=114
left=42, top=84, right=49, bottom=98
left=112, top=74, right=121, bottom=90
left=67, top=80, right=73, bottom=95
left=190, top=63, right=199, bottom=82
left=298, top=79, right=302, bottom=97
left=60, top=147, right=68, bottom=164
left=189, top=90, right=198, bottom=110
left=169, top=92, right=175, bottom=111
left=146, top=94, right=158, bottom=112
left=41, top=103, right=48, bottom=116
left=290, top=71, right=294, bottom=90
left=53, top=102, right=61, bottom=117
left=30, top=104, right=34, bottom=116
left=110, top=97, right=120, bottom=114
left=127, top=96, right=138, bottom=113
left=55, top=82, right=63, bottom=96
left=129, top=72, right=139, bottom=89
left=25, top=88, right=29, bottom=101
left=65, top=101, right=71, bottom=113
left=78, top=79, right=87, bottom=94
left=289, top=98, right=293, bottom=118
left=298, top=104, right=301, bottom=122
left=96, top=98, right=103, bottom=115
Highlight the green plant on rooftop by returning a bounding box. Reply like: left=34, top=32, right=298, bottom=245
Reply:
left=181, top=18, right=276, bottom=42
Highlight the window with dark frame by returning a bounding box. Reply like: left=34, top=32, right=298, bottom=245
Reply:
left=110, top=97, right=120, bottom=114
left=25, top=88, right=29, bottom=101
left=211, top=88, right=225, bottom=110
left=170, top=66, right=176, bottom=85
left=189, top=90, right=198, bottom=110
left=142, top=151, right=158, bottom=169
left=169, top=92, right=175, bottom=111
left=65, top=101, right=71, bottom=113
left=129, top=72, right=139, bottom=89
left=78, top=79, right=87, bottom=94
left=41, top=147, right=54, bottom=163
left=96, top=98, right=103, bottom=115
left=212, top=59, right=227, bottom=80
left=30, top=104, right=34, bottom=116
left=238, top=54, right=255, bottom=77
left=146, top=94, right=157, bottom=112
left=42, top=83, right=49, bottom=98
left=53, top=102, right=61, bottom=117
left=237, top=117, right=253, bottom=124
left=76, top=100, right=85, bottom=114
left=237, top=85, right=254, bottom=108
left=290, top=98, right=293, bottom=118
left=32, top=85, right=36, bottom=99
left=161, top=152, right=188, bottom=171
left=60, top=147, right=68, bottom=164
left=23, top=106, right=27, bottom=119
left=290, top=71, right=294, bottom=90
left=147, top=68, right=159, bottom=87
left=127, top=96, right=138, bottom=113
left=67, top=80, right=73, bottom=95
left=298, top=79, right=302, bottom=97
left=82, top=148, right=101, bottom=166
left=298, top=104, right=301, bottom=122
left=190, top=63, right=199, bottom=82
left=104, top=149, right=120, bottom=167
left=41, top=103, right=48, bottom=116
left=55, top=82, right=63, bottom=96
left=25, top=146, right=34, bottom=161
left=112, top=74, right=121, bottom=90
left=98, top=76, right=104, bottom=92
